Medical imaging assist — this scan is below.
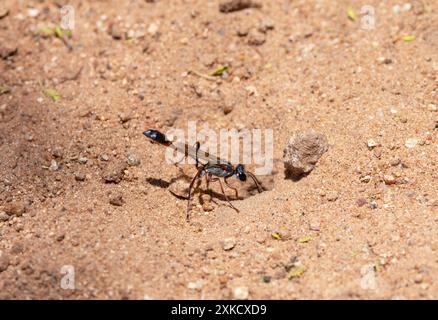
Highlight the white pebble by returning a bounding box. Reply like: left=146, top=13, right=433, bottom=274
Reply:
left=233, top=286, right=249, bottom=300
left=27, top=8, right=40, bottom=18
left=405, top=138, right=418, bottom=149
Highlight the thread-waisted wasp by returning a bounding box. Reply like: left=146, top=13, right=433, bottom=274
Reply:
left=143, top=129, right=263, bottom=221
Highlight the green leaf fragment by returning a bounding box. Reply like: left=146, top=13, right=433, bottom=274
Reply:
left=288, top=266, right=306, bottom=279
left=402, top=35, right=415, bottom=42
left=44, top=88, right=61, bottom=102
left=271, top=232, right=282, bottom=240
left=39, top=26, right=55, bottom=36
left=211, top=65, right=228, bottom=76
left=39, top=26, right=72, bottom=38
left=347, top=7, right=357, bottom=21
left=298, top=236, right=311, bottom=243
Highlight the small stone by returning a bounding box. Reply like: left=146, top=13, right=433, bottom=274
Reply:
left=402, top=3, right=412, bottom=11
left=147, top=23, right=159, bottom=35
left=233, top=286, right=249, bottom=300
left=4, top=201, right=26, bottom=216
left=389, top=156, right=401, bottom=166
left=309, top=222, right=320, bottom=231
left=109, top=194, right=124, bottom=206
left=78, top=156, right=88, bottom=164
left=221, top=237, right=236, bottom=251
left=219, top=0, right=261, bottom=13
left=51, top=147, right=63, bottom=159
left=27, top=8, right=39, bottom=17
left=405, top=138, right=418, bottom=149
left=99, top=154, right=109, bottom=161
left=109, top=22, right=124, bottom=40
left=56, top=234, right=65, bottom=242
left=168, top=179, right=189, bottom=198
left=49, top=159, right=59, bottom=171
left=74, top=172, right=86, bottom=182
left=118, top=113, right=132, bottom=123
left=384, top=174, right=396, bottom=185
left=247, top=30, right=266, bottom=46
left=283, top=129, right=329, bottom=178
left=0, top=212, right=10, bottom=222
left=377, top=57, right=393, bottom=64
left=360, top=175, right=372, bottom=183
left=222, top=103, right=234, bottom=115
left=258, top=18, right=275, bottom=33
left=202, top=202, right=215, bottom=212
left=236, top=26, right=249, bottom=37
left=392, top=4, right=401, bottom=14
left=367, top=139, right=378, bottom=149
left=326, top=192, right=339, bottom=202
left=369, top=200, right=378, bottom=209
left=356, top=198, right=368, bottom=207
left=14, top=223, right=24, bottom=232
left=427, top=103, right=437, bottom=112
left=187, top=280, right=203, bottom=291
left=245, top=85, right=258, bottom=96
left=414, top=274, right=423, bottom=284
left=103, top=163, right=127, bottom=183
left=0, top=251, right=10, bottom=272
left=127, top=152, right=140, bottom=166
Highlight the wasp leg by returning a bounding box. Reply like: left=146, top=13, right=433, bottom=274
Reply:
left=203, top=173, right=218, bottom=205
left=187, top=167, right=204, bottom=221
left=211, top=177, right=239, bottom=212
left=194, top=141, right=201, bottom=168
left=224, top=177, right=239, bottom=199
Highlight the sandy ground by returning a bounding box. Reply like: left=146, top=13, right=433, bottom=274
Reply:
left=0, top=0, right=437, bottom=299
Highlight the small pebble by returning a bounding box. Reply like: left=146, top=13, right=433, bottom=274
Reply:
left=103, top=163, right=127, bottom=183
left=367, top=139, right=378, bottom=149
left=187, top=280, right=203, bottom=291
left=78, top=156, right=88, bottom=164
left=356, top=198, right=368, bottom=207
left=147, top=23, right=159, bottom=35
left=109, top=194, right=124, bottom=206
left=369, top=200, right=378, bottom=209
left=258, top=18, right=275, bottom=33
left=326, top=192, right=339, bottom=202
left=27, top=8, right=39, bottom=18
left=405, top=138, right=418, bottom=149
left=247, top=30, right=266, bottom=46
left=233, top=286, right=249, bottom=300
left=127, top=152, right=141, bottom=166
left=4, top=201, right=26, bottom=216
left=221, top=237, right=236, bottom=251
left=389, top=156, right=401, bottom=166
left=384, top=174, right=396, bottom=185
left=99, top=154, right=109, bottom=161
left=74, top=173, right=86, bottom=182
left=49, top=159, right=59, bottom=171
left=0, top=212, right=10, bottom=222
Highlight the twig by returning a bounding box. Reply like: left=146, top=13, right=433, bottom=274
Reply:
left=188, top=70, right=218, bottom=81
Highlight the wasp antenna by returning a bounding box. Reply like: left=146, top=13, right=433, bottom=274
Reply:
left=247, top=172, right=264, bottom=193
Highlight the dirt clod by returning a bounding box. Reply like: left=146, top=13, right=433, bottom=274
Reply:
left=109, top=194, right=124, bottom=206
left=3, top=201, right=26, bottom=216
left=283, top=129, right=328, bottom=178
left=103, top=163, right=127, bottom=183
left=221, top=237, right=236, bottom=251
left=219, top=0, right=261, bottom=13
